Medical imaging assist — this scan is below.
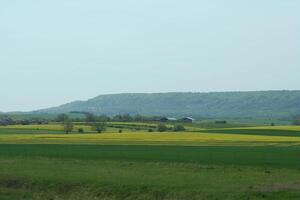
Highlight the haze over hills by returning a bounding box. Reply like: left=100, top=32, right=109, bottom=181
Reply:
left=34, top=90, right=300, bottom=118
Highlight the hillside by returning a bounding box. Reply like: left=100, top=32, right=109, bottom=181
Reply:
left=34, top=91, right=300, bottom=118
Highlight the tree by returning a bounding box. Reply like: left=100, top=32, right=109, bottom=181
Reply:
left=92, top=122, right=106, bottom=133
left=112, top=114, right=133, bottom=122
left=293, top=119, right=300, bottom=125
left=63, top=119, right=73, bottom=134
left=85, top=113, right=97, bottom=122
left=291, top=115, right=300, bottom=125
left=173, top=124, right=185, bottom=132
left=134, top=114, right=143, bottom=121
left=157, top=124, right=168, bottom=132
left=112, top=115, right=123, bottom=122
left=122, top=114, right=133, bottom=122
left=56, top=114, right=68, bottom=122
left=98, top=115, right=111, bottom=122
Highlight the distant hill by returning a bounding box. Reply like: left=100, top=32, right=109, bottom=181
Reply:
left=35, top=91, right=300, bottom=118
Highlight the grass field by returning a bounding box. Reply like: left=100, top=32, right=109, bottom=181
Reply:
left=202, top=128, right=300, bottom=137
left=0, top=123, right=300, bottom=199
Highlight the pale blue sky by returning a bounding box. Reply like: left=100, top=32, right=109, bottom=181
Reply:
left=1, top=0, right=300, bottom=111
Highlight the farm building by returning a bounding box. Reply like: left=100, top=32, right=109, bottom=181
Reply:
left=180, top=117, right=195, bottom=123
left=157, top=117, right=177, bottom=122
left=0, top=118, right=14, bottom=126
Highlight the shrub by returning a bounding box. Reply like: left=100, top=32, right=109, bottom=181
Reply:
left=148, top=129, right=153, bottom=132
left=78, top=128, right=84, bottom=133
left=118, top=129, right=123, bottom=133
left=215, top=121, right=227, bottom=124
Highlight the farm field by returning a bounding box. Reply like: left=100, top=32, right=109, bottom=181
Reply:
left=0, top=123, right=300, bottom=199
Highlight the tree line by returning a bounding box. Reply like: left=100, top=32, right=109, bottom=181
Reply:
left=57, top=113, right=107, bottom=134
left=55, top=113, right=170, bottom=123
left=56, top=113, right=186, bottom=134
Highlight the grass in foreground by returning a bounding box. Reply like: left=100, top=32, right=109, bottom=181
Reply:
left=0, top=144, right=300, bottom=168
left=1, top=144, right=300, bottom=200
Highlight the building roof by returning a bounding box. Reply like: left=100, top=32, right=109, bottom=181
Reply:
left=182, top=117, right=195, bottom=121
left=167, top=118, right=177, bottom=121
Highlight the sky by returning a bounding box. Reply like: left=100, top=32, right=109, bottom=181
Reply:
left=1, top=0, right=300, bottom=112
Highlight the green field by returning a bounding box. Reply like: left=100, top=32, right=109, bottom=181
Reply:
left=202, top=128, right=300, bottom=137
left=0, top=123, right=300, bottom=199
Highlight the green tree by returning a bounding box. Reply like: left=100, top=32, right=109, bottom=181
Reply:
left=85, top=113, right=97, bottom=122
left=56, top=113, right=68, bottom=122
left=92, top=122, right=106, bottom=133
left=63, top=119, right=73, bottom=134
left=293, top=119, right=300, bottom=125
left=122, top=114, right=133, bottom=122
left=98, top=115, right=111, bottom=122
left=157, top=124, right=168, bottom=132
left=291, top=115, right=300, bottom=125
left=134, top=114, right=143, bottom=121
left=173, top=124, right=185, bottom=132
left=112, top=115, right=123, bottom=122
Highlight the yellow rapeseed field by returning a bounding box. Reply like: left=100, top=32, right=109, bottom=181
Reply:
left=0, top=131, right=300, bottom=146
left=1, top=124, right=300, bottom=146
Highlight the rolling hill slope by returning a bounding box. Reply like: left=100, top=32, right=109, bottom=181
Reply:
left=35, top=91, right=300, bottom=118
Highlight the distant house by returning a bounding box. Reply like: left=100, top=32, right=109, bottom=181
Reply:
left=167, top=118, right=177, bottom=121
left=157, top=117, right=178, bottom=122
left=0, top=118, right=14, bottom=126
left=180, top=117, right=195, bottom=123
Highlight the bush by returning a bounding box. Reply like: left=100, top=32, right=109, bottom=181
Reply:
left=78, top=128, right=84, bottom=133
left=118, top=129, right=123, bottom=133
left=215, top=121, right=227, bottom=124
left=148, top=129, right=153, bottom=132
left=173, top=125, right=185, bottom=132
left=157, top=124, right=168, bottom=132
